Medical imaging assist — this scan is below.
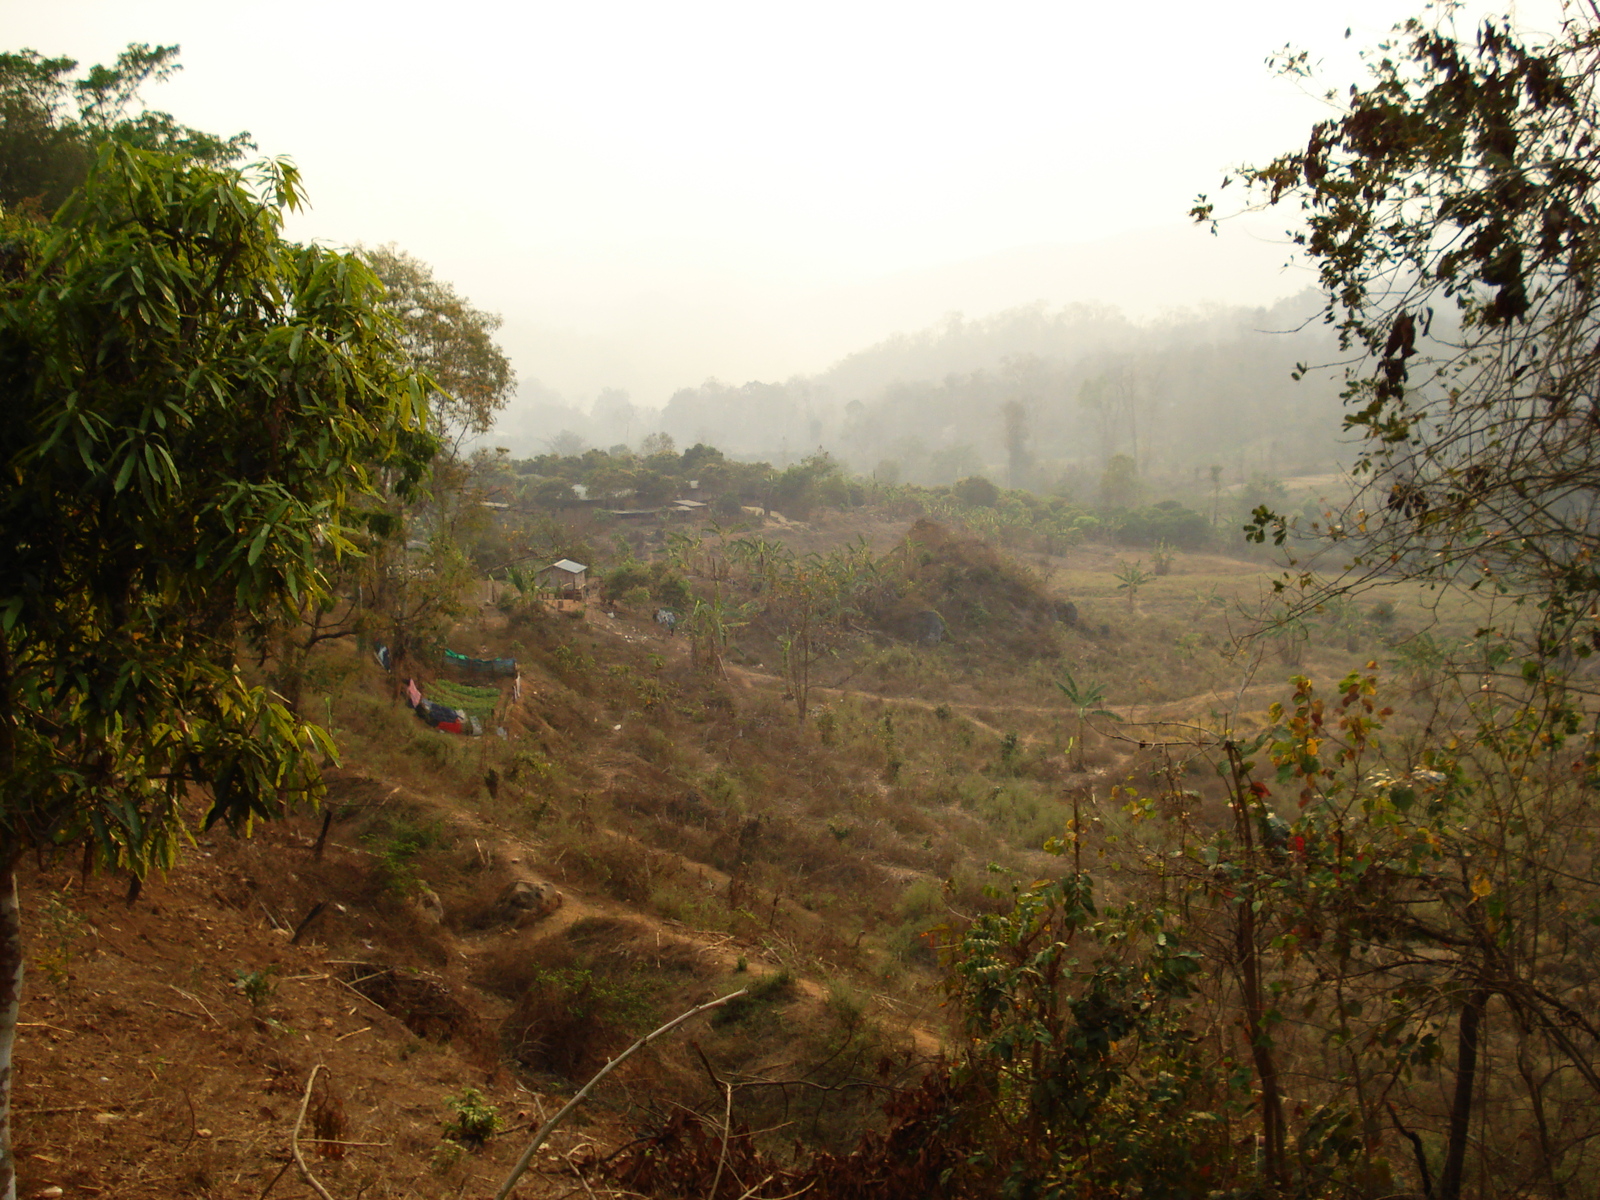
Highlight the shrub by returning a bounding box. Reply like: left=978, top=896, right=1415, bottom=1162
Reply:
left=712, top=969, right=795, bottom=1027
left=1116, top=501, right=1210, bottom=549
left=501, top=966, right=652, bottom=1077
left=952, top=475, right=1001, bottom=507
left=233, top=966, right=278, bottom=1007
left=443, top=1087, right=503, bottom=1148
left=604, top=562, right=651, bottom=598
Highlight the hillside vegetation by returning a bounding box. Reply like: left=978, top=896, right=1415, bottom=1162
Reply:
left=15, top=494, right=1560, bottom=1199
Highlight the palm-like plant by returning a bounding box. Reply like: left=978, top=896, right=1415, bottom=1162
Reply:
left=1113, top=560, right=1151, bottom=609
left=1057, top=672, right=1119, bottom=771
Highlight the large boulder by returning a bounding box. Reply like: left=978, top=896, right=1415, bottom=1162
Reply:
left=412, top=882, right=445, bottom=925
left=489, top=879, right=564, bottom=928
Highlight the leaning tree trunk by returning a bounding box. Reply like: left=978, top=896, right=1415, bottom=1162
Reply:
left=0, top=854, right=23, bottom=1200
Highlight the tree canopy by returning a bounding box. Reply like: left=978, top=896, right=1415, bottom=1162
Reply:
left=1199, top=10, right=1600, bottom=657
left=0, top=142, right=433, bottom=867
left=0, top=43, right=250, bottom=214
left=359, top=243, right=515, bottom=450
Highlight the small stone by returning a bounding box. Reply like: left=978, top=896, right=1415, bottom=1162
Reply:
left=34, top=1187, right=63, bottom=1198
left=197, top=1128, right=212, bottom=1138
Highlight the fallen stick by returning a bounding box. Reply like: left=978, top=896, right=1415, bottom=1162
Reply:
left=291, top=1064, right=337, bottom=1200
left=492, top=988, right=747, bottom=1200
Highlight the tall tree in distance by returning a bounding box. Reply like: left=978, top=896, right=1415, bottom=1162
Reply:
left=1000, top=398, right=1032, bottom=488
left=0, top=143, right=434, bottom=1200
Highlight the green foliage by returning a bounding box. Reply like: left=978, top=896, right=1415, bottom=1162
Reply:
left=768, top=451, right=843, bottom=519
left=604, top=558, right=689, bottom=608
left=1098, top=453, right=1138, bottom=509
left=1113, top=560, right=1151, bottom=607
left=1149, top=538, right=1177, bottom=574
left=364, top=816, right=448, bottom=897
left=1117, top=502, right=1209, bottom=550
left=997, top=730, right=1020, bottom=772
left=503, top=964, right=655, bottom=1077
left=36, top=892, right=87, bottom=991
left=951, top=475, right=1000, bottom=507
left=1057, top=672, right=1117, bottom=771
left=0, top=142, right=434, bottom=878
left=442, top=1087, right=502, bottom=1149
left=233, top=966, right=278, bottom=1007
left=0, top=44, right=252, bottom=213
left=948, top=869, right=1233, bottom=1198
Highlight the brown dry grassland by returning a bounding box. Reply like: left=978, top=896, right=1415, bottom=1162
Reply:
left=12, top=507, right=1495, bottom=1198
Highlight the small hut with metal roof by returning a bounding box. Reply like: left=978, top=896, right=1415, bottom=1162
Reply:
left=537, top=558, right=588, bottom=595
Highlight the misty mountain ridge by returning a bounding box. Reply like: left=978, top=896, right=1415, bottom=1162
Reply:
left=492, top=278, right=1347, bottom=492
left=489, top=216, right=1314, bottom=420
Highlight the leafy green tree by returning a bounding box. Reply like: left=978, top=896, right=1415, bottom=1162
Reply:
left=0, top=144, right=432, bottom=1198
left=0, top=44, right=251, bottom=213
left=679, top=441, right=723, bottom=473
left=327, top=246, right=516, bottom=684
left=769, top=451, right=842, bottom=519
left=1098, top=453, right=1138, bottom=509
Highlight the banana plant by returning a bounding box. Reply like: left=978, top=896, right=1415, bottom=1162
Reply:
left=1057, top=672, right=1119, bottom=770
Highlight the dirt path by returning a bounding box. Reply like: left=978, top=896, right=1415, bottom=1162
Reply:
left=723, top=664, right=1282, bottom=742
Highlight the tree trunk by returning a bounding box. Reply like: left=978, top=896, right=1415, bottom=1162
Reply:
left=0, top=855, right=23, bottom=1200
left=1226, top=744, right=1286, bottom=1192
left=1440, top=987, right=1488, bottom=1200
left=1238, top=893, right=1287, bottom=1191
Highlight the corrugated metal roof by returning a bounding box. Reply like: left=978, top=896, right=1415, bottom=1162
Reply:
left=547, top=559, right=587, bottom=573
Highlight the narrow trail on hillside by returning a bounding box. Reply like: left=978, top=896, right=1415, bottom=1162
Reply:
left=723, top=663, right=1282, bottom=744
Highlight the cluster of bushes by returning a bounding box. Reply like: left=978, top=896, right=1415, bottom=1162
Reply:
left=603, top=559, right=691, bottom=609
left=1110, top=500, right=1211, bottom=549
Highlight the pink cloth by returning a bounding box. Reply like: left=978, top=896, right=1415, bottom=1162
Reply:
left=405, top=678, right=423, bottom=708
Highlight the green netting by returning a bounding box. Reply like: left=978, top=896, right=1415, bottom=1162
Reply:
left=426, top=679, right=501, bottom=722
left=442, top=648, right=518, bottom=677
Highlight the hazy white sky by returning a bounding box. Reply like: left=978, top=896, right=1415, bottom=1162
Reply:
left=8, top=0, right=1561, bottom=409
